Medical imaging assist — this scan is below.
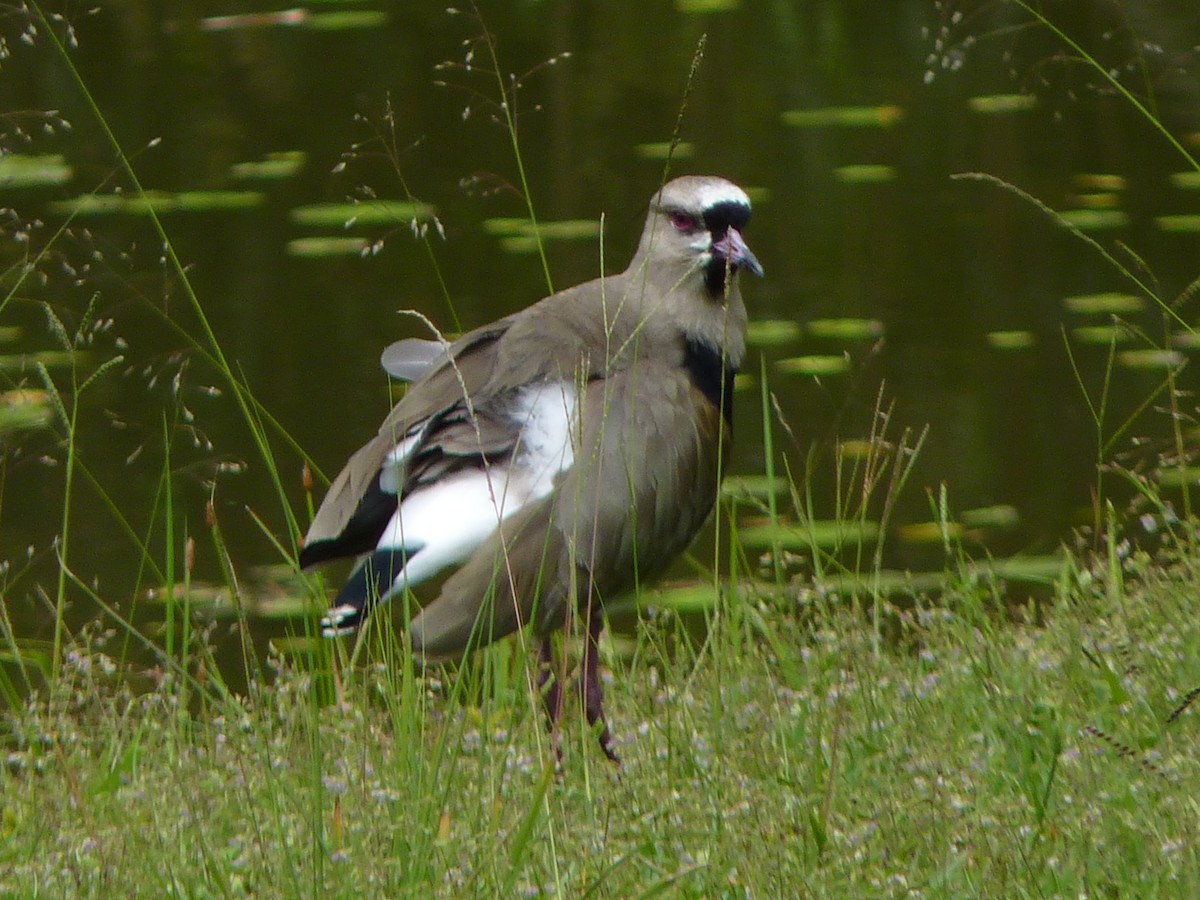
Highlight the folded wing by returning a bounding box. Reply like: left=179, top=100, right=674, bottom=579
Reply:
left=406, top=356, right=728, bottom=657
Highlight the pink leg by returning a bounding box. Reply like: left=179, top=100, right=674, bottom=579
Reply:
left=582, top=607, right=619, bottom=764
left=537, top=637, right=564, bottom=762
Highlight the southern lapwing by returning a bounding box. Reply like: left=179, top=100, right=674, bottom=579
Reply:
left=299, top=175, right=762, bottom=760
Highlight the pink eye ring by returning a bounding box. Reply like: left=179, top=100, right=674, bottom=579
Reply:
left=668, top=210, right=699, bottom=232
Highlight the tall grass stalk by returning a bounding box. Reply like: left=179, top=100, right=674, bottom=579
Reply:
left=29, top=1, right=318, bottom=544
left=460, top=3, right=555, bottom=295
left=1012, top=0, right=1200, bottom=175
left=758, top=355, right=785, bottom=588
left=43, top=355, right=76, bottom=682
left=36, top=298, right=123, bottom=679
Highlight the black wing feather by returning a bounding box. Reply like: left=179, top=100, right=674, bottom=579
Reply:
left=299, top=471, right=398, bottom=568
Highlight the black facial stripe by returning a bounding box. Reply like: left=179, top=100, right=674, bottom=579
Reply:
left=704, top=259, right=729, bottom=297
left=702, top=200, right=751, bottom=237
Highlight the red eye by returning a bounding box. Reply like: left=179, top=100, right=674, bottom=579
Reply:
left=668, top=210, right=699, bottom=233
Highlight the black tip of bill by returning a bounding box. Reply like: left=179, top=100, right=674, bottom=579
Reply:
left=717, top=226, right=763, bottom=278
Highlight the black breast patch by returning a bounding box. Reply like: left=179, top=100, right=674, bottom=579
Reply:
left=683, top=337, right=736, bottom=427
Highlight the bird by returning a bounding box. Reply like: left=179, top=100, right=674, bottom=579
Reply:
left=299, top=175, right=762, bottom=761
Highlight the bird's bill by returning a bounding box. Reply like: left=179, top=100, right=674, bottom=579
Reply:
left=713, top=227, right=763, bottom=277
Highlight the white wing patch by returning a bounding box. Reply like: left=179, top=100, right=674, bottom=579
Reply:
left=508, top=379, right=577, bottom=501
left=373, top=380, right=577, bottom=594
left=379, top=421, right=429, bottom=494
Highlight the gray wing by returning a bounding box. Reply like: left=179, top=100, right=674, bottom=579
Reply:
left=300, top=320, right=513, bottom=562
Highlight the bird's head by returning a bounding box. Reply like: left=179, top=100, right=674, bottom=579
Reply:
left=635, top=175, right=764, bottom=301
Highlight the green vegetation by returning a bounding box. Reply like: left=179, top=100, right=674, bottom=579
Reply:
left=780, top=105, right=905, bottom=129
left=230, top=152, right=308, bottom=182
left=1062, top=293, right=1145, bottom=316
left=635, top=141, right=696, bottom=160
left=805, top=318, right=885, bottom=342
left=986, top=330, right=1036, bottom=350
left=1056, top=208, right=1131, bottom=232
left=775, top=354, right=853, bottom=377
left=967, top=93, right=1039, bottom=114
left=744, top=319, right=803, bottom=347
left=47, top=191, right=266, bottom=217
left=0, top=154, right=72, bottom=188
left=289, top=200, right=436, bottom=229
left=1157, top=214, right=1200, bottom=233
left=5, top=536, right=1200, bottom=895
left=484, top=218, right=602, bottom=254
left=833, top=164, right=897, bottom=184
left=287, top=236, right=372, bottom=258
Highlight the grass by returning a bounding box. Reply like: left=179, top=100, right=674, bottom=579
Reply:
left=6, top=1, right=1200, bottom=895
left=4, top=534, right=1200, bottom=895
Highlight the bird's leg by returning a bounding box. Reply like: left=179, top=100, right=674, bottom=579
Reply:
left=582, top=606, right=619, bottom=764
left=537, top=636, right=564, bottom=763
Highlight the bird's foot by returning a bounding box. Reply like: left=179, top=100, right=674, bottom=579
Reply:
left=594, top=723, right=621, bottom=766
